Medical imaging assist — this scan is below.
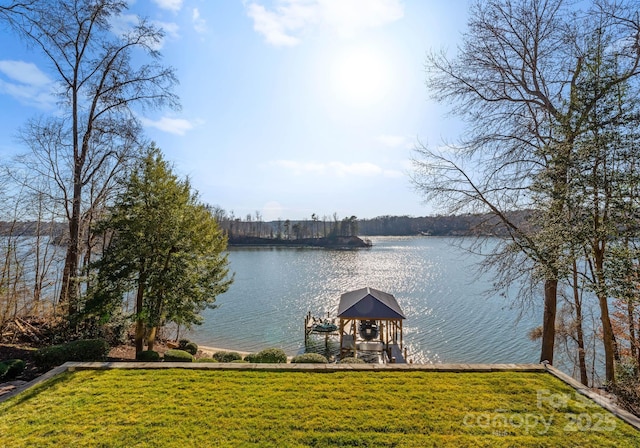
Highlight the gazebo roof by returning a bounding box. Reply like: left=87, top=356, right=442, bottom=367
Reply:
left=337, top=287, right=406, bottom=320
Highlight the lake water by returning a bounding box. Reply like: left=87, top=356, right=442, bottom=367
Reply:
left=190, top=236, right=543, bottom=364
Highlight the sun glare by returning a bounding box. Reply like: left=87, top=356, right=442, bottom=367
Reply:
left=329, top=46, right=392, bottom=108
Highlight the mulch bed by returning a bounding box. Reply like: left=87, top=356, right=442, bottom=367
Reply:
left=0, top=344, right=40, bottom=382
left=0, top=340, right=183, bottom=397
left=0, top=316, right=203, bottom=396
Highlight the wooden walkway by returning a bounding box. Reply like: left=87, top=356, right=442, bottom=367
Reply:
left=388, top=343, right=406, bottom=363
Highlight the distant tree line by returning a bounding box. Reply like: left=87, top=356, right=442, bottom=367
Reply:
left=358, top=212, right=533, bottom=237
left=0, top=211, right=534, bottom=243
left=202, top=209, right=532, bottom=241
left=212, top=211, right=361, bottom=241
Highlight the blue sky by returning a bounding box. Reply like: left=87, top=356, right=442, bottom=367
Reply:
left=0, top=0, right=468, bottom=221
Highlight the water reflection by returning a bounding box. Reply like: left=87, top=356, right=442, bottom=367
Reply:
left=191, top=236, right=540, bottom=364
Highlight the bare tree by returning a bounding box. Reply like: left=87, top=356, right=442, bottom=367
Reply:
left=0, top=1, right=34, bottom=19
left=0, top=173, right=62, bottom=339
left=1, top=0, right=179, bottom=321
left=413, top=0, right=640, bottom=382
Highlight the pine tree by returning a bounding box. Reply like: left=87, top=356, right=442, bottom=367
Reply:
left=88, top=146, right=233, bottom=353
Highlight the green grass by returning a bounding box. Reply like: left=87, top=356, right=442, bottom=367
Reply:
left=1, top=369, right=639, bottom=447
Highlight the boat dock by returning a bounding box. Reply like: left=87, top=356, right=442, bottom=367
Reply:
left=305, top=287, right=409, bottom=364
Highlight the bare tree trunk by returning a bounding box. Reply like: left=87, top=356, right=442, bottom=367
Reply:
left=627, top=300, right=638, bottom=366
left=540, top=278, right=557, bottom=364
left=637, top=312, right=640, bottom=369
left=594, top=246, right=617, bottom=383
left=146, top=326, right=157, bottom=351
left=134, top=270, right=146, bottom=354
left=598, top=292, right=617, bottom=384
left=573, top=259, right=589, bottom=386
left=59, top=178, right=82, bottom=319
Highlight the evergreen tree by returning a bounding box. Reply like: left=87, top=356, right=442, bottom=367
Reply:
left=88, top=146, right=233, bottom=353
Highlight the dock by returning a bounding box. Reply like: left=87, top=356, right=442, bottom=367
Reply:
left=304, top=311, right=338, bottom=346
left=305, top=287, right=409, bottom=364
left=388, top=343, right=406, bottom=364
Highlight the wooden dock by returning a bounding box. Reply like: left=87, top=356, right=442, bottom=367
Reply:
left=305, top=288, right=408, bottom=364
left=388, top=343, right=406, bottom=363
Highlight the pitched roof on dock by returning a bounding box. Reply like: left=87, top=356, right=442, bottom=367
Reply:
left=337, top=287, right=406, bottom=320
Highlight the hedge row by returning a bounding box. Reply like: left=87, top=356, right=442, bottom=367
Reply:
left=32, top=338, right=363, bottom=367
left=34, top=339, right=111, bottom=370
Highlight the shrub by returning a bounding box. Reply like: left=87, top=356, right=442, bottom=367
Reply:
left=291, top=353, right=328, bottom=363
left=178, top=339, right=191, bottom=350
left=34, top=339, right=110, bottom=370
left=213, top=351, right=243, bottom=363
left=0, top=362, right=8, bottom=379
left=194, top=358, right=217, bottom=363
left=34, top=346, right=67, bottom=370
left=339, top=357, right=365, bottom=364
left=258, top=348, right=288, bottom=363
left=246, top=348, right=287, bottom=363
left=163, top=349, right=194, bottom=362
left=136, top=350, right=161, bottom=362
left=243, top=353, right=258, bottom=363
left=183, top=342, right=198, bottom=356
left=3, top=359, right=26, bottom=380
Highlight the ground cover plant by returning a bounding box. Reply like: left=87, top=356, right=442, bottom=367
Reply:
left=1, top=369, right=639, bottom=447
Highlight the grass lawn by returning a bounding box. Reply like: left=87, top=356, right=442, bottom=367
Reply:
left=1, top=368, right=639, bottom=447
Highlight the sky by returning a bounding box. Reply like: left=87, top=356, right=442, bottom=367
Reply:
left=0, top=0, right=469, bottom=221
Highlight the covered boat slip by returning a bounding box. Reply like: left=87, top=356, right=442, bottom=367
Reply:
left=337, top=287, right=407, bottom=363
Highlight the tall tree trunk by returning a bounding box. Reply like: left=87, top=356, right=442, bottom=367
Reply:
left=594, top=247, right=616, bottom=383
left=134, top=270, right=146, bottom=354
left=627, top=300, right=637, bottom=364
left=147, top=326, right=157, bottom=351
left=598, top=291, right=616, bottom=384
left=637, top=313, right=640, bottom=369
left=59, top=68, right=83, bottom=321
left=540, top=277, right=558, bottom=364
left=59, top=176, right=82, bottom=320
left=573, top=259, right=589, bottom=386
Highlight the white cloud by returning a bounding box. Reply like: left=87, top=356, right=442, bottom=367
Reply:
left=272, top=159, right=401, bottom=178
left=246, top=0, right=404, bottom=46
left=0, top=60, right=50, bottom=86
left=155, top=20, right=180, bottom=40
left=0, top=60, right=56, bottom=109
left=318, top=0, right=404, bottom=37
left=246, top=3, right=303, bottom=47
left=139, top=116, right=198, bottom=135
left=152, top=0, right=183, bottom=12
left=192, top=8, right=207, bottom=34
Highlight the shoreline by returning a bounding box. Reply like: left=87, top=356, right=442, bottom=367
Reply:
left=196, top=344, right=295, bottom=362
left=196, top=344, right=251, bottom=357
